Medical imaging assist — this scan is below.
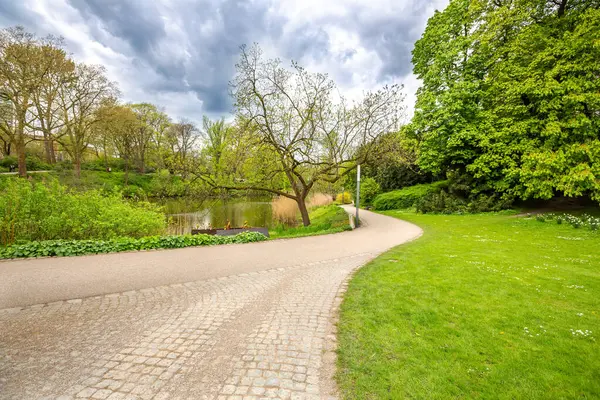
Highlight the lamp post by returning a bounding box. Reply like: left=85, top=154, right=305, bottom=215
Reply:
left=355, top=164, right=361, bottom=227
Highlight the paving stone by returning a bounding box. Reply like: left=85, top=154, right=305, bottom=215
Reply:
left=0, top=253, right=374, bottom=399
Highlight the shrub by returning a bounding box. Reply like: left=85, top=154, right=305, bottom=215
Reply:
left=0, top=155, right=52, bottom=171
left=336, top=192, right=353, bottom=204
left=0, top=178, right=166, bottom=245
left=0, top=231, right=267, bottom=259
left=148, top=169, right=187, bottom=197
left=307, top=193, right=333, bottom=208
left=359, top=177, right=381, bottom=206
left=415, top=190, right=512, bottom=214
left=121, top=185, right=147, bottom=200
left=272, top=196, right=298, bottom=226
left=372, top=181, right=448, bottom=210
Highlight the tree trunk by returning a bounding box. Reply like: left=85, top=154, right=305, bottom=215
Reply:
left=43, top=134, right=56, bottom=164
left=138, top=152, right=145, bottom=173
left=74, top=155, right=82, bottom=179
left=16, top=139, right=27, bottom=177
left=297, top=196, right=311, bottom=226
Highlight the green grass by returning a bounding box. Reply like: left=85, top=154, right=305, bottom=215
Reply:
left=269, top=204, right=351, bottom=239
left=337, top=210, right=600, bottom=399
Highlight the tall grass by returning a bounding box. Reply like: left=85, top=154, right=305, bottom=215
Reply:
left=271, top=196, right=298, bottom=226
left=307, top=192, right=333, bottom=208
left=0, top=178, right=166, bottom=245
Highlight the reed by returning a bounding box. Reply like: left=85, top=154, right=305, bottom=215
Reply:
left=307, top=192, right=333, bottom=208
left=271, top=196, right=298, bottom=226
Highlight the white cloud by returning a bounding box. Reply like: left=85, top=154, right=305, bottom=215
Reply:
left=0, top=0, right=449, bottom=123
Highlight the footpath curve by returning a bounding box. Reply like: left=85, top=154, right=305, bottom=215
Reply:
left=0, top=207, right=421, bottom=400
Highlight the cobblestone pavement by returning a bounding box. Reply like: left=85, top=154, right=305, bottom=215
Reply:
left=0, top=209, right=422, bottom=399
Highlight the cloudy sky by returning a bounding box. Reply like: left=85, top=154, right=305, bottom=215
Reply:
left=0, top=0, right=448, bottom=123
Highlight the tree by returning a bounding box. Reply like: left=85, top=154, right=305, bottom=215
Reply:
left=411, top=0, right=600, bottom=202
left=201, top=116, right=231, bottom=182
left=31, top=45, right=75, bottom=163
left=57, top=63, right=118, bottom=178
left=0, top=26, right=66, bottom=176
left=166, top=119, right=200, bottom=178
left=95, top=101, right=140, bottom=185
left=224, top=44, right=404, bottom=225
left=130, top=103, right=167, bottom=173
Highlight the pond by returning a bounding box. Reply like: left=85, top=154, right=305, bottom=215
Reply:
left=155, top=197, right=274, bottom=235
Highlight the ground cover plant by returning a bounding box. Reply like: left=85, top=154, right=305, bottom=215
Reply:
left=0, top=231, right=267, bottom=259
left=337, top=211, right=599, bottom=399
left=535, top=212, right=600, bottom=231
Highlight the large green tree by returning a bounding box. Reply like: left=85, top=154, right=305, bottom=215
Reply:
left=411, top=0, right=600, bottom=202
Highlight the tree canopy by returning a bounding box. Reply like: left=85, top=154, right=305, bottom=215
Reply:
left=409, top=0, right=600, bottom=202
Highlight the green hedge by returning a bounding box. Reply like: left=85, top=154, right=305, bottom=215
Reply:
left=372, top=181, right=448, bottom=210
left=0, top=231, right=267, bottom=259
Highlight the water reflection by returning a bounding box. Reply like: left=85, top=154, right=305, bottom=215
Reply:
left=155, top=197, right=273, bottom=235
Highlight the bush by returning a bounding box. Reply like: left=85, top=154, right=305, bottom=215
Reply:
left=148, top=169, right=187, bottom=197
left=416, top=190, right=468, bottom=214
left=359, top=177, right=381, bottom=206
left=0, top=155, right=52, bottom=171
left=121, top=185, right=147, bottom=200
left=0, top=231, right=267, bottom=259
left=336, top=192, right=353, bottom=204
left=0, top=178, right=166, bottom=245
left=372, top=181, right=448, bottom=210
left=415, top=191, right=512, bottom=214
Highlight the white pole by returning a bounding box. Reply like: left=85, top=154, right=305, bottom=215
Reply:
left=355, top=164, right=361, bottom=227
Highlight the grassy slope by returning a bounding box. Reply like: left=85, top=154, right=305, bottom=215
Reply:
left=337, top=211, right=599, bottom=399
left=269, top=204, right=351, bottom=239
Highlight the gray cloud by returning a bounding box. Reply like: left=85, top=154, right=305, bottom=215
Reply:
left=0, top=0, right=447, bottom=120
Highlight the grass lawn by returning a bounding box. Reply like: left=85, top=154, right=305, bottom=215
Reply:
left=337, top=210, right=600, bottom=399
left=269, top=204, right=351, bottom=239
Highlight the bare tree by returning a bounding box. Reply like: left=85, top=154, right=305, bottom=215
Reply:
left=167, top=119, right=200, bottom=178
left=0, top=26, right=66, bottom=176
left=225, top=44, right=405, bottom=225
left=57, top=63, right=119, bottom=178
left=31, top=46, right=75, bottom=163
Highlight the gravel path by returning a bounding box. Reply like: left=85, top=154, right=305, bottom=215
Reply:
left=0, top=207, right=421, bottom=400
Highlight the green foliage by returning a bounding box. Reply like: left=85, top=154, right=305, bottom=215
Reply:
left=336, top=192, right=353, bottom=204
left=415, top=190, right=513, bottom=214
left=359, top=177, right=381, bottom=206
left=0, top=231, right=267, bottom=259
left=148, top=169, right=187, bottom=197
left=410, top=1, right=600, bottom=203
left=372, top=181, right=448, bottom=210
left=270, top=205, right=350, bottom=239
left=0, top=155, right=52, bottom=171
left=0, top=178, right=165, bottom=245
left=338, top=211, right=600, bottom=398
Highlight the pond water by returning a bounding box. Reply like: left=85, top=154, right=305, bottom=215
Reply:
left=155, top=197, right=274, bottom=235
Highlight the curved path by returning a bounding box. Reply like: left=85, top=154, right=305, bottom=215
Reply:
left=0, top=208, right=421, bottom=400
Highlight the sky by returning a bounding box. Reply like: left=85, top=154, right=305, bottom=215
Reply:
left=0, top=0, right=449, bottom=124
